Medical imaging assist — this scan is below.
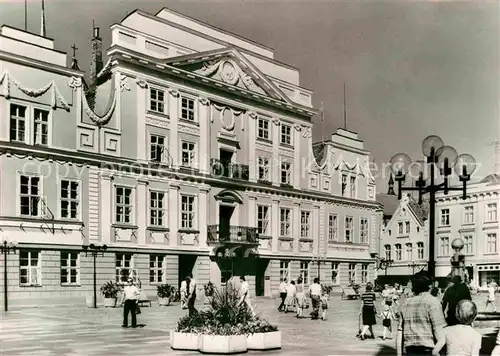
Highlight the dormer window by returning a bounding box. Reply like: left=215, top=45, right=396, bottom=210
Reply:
left=280, top=123, right=292, bottom=145
left=257, top=117, right=270, bottom=140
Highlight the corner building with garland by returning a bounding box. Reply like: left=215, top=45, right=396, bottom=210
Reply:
left=0, top=7, right=382, bottom=306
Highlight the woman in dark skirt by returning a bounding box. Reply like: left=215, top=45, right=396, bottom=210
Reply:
left=358, top=282, right=376, bottom=340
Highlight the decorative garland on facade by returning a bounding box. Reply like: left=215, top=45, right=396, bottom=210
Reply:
left=97, top=59, right=113, bottom=79
left=81, top=85, right=117, bottom=126
left=0, top=71, right=70, bottom=110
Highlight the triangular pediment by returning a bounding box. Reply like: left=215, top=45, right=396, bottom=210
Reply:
left=166, top=48, right=289, bottom=102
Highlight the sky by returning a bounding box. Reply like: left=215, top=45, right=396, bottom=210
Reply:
left=1, top=0, right=498, bottom=192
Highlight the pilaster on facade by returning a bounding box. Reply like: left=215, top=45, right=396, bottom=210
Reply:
left=293, top=202, right=300, bottom=254
left=198, top=186, right=210, bottom=248
left=136, top=79, right=147, bottom=161
left=136, top=179, right=148, bottom=245
left=271, top=199, right=280, bottom=252
left=88, top=166, right=100, bottom=241
left=198, top=98, right=210, bottom=174
left=168, top=184, right=180, bottom=246
left=99, top=172, right=114, bottom=244
left=0, top=95, right=7, bottom=141
left=293, top=126, right=301, bottom=189
left=247, top=196, right=257, bottom=228
left=318, top=203, right=326, bottom=255
left=272, top=119, right=280, bottom=186
left=248, top=112, right=257, bottom=182
left=312, top=205, right=320, bottom=255
left=168, top=89, right=180, bottom=168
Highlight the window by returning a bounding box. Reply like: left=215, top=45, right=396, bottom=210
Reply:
left=331, top=262, right=339, bottom=285
left=280, top=161, right=291, bottom=185
left=257, top=205, right=270, bottom=236
left=33, top=108, right=49, bottom=145
left=19, top=175, right=41, bottom=217
left=349, top=176, right=356, bottom=198
left=149, top=191, right=165, bottom=227
left=360, top=218, right=368, bottom=243
left=384, top=245, right=392, bottom=260
left=398, top=222, right=404, bottom=235
left=280, top=123, right=292, bottom=145
left=257, top=117, right=270, bottom=140
left=464, top=206, right=474, bottom=224
left=487, top=233, right=498, bottom=254
left=181, top=141, right=196, bottom=167
left=181, top=97, right=195, bottom=121
left=299, top=261, right=309, bottom=284
left=279, top=260, right=289, bottom=282
left=341, top=174, right=347, bottom=196
left=440, top=209, right=450, bottom=226
left=417, top=242, right=424, bottom=260
left=115, top=186, right=133, bottom=224
left=328, top=214, right=338, bottom=241
left=395, top=244, right=402, bottom=260
left=180, top=195, right=196, bottom=229
left=300, top=211, right=311, bottom=239
left=149, top=254, right=165, bottom=283
left=19, top=250, right=41, bottom=286
left=258, top=157, right=269, bottom=181
left=464, top=235, right=473, bottom=255
left=344, top=216, right=353, bottom=242
left=361, top=264, right=368, bottom=284
left=487, top=203, right=498, bottom=222
left=116, top=253, right=134, bottom=283
left=405, top=221, right=410, bottom=234
left=348, top=263, right=356, bottom=283
left=149, top=88, right=165, bottom=113
left=279, top=208, right=291, bottom=237
left=439, top=237, right=450, bottom=256
left=406, top=243, right=413, bottom=261
left=60, top=180, right=79, bottom=219
left=10, top=104, right=27, bottom=143
left=61, top=252, right=79, bottom=285
left=150, top=134, right=166, bottom=163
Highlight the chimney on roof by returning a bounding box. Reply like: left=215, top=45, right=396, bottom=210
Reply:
left=387, top=174, right=395, bottom=196
left=90, top=21, right=103, bottom=84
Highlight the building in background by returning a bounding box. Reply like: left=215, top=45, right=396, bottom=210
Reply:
left=0, top=7, right=381, bottom=306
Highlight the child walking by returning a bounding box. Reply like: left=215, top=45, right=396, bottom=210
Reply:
left=320, top=291, right=328, bottom=320
left=378, top=304, right=395, bottom=340
left=432, top=299, right=482, bottom=356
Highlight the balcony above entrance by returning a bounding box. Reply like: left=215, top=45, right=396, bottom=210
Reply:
left=210, top=159, right=249, bottom=181
left=207, top=225, right=259, bottom=245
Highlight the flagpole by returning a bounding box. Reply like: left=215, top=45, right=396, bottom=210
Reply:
left=24, top=0, right=27, bottom=31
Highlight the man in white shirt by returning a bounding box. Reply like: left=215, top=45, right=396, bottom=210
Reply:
left=120, top=278, right=140, bottom=328
left=278, top=279, right=288, bottom=312
left=309, top=278, right=322, bottom=320
left=186, top=273, right=197, bottom=316
left=239, top=276, right=255, bottom=316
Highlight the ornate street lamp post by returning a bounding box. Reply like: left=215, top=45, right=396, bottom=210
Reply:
left=311, top=254, right=328, bottom=282
left=82, top=243, right=107, bottom=308
left=390, top=135, right=476, bottom=279
left=378, top=258, right=394, bottom=277
left=1, top=239, right=18, bottom=311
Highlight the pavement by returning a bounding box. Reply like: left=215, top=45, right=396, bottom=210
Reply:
left=0, top=295, right=498, bottom=356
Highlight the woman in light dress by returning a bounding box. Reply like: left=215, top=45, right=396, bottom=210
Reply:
left=180, top=278, right=188, bottom=310
left=295, top=277, right=306, bottom=318
left=284, top=280, right=296, bottom=313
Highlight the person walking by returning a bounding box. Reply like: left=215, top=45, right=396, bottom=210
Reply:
left=239, top=276, right=255, bottom=316
left=284, top=280, right=296, bottom=313
left=309, top=277, right=322, bottom=320
left=277, top=278, right=288, bottom=312
left=295, top=277, right=306, bottom=318
left=396, top=275, right=446, bottom=356
left=442, top=275, right=472, bottom=326
left=180, top=277, right=188, bottom=310
left=358, top=282, right=377, bottom=340
left=120, top=277, right=140, bottom=328
left=186, top=273, right=197, bottom=316
left=486, top=280, right=498, bottom=312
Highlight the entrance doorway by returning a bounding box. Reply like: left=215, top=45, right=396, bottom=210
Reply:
left=219, top=205, right=234, bottom=242
left=255, top=259, right=269, bottom=297
left=178, top=255, right=197, bottom=289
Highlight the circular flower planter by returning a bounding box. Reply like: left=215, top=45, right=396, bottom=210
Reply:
left=198, top=334, right=247, bottom=354
left=170, top=331, right=199, bottom=351
left=247, top=331, right=282, bottom=350
left=103, top=298, right=116, bottom=308
left=158, top=297, right=171, bottom=306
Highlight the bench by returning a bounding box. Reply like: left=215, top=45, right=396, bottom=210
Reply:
left=138, top=291, right=154, bottom=307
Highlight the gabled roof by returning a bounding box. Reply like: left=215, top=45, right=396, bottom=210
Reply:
left=166, top=47, right=291, bottom=104
left=408, top=199, right=429, bottom=225
left=480, top=173, right=500, bottom=185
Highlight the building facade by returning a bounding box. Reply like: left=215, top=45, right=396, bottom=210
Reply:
left=435, top=174, right=500, bottom=288
left=0, top=7, right=381, bottom=306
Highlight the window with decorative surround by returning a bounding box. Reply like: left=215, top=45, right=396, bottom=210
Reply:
left=279, top=208, right=291, bottom=237
left=348, top=263, right=356, bottom=284
left=487, top=233, right=497, bottom=254
left=395, top=243, right=402, bottom=260
left=60, top=179, right=80, bottom=220
left=149, top=88, right=165, bottom=113
left=328, top=214, right=338, bottom=241
left=257, top=157, right=270, bottom=181
left=181, top=141, right=196, bottom=167
left=331, top=262, right=339, bottom=285
left=349, top=176, right=356, bottom=198
left=300, top=211, right=311, bottom=239
left=398, top=222, right=403, bottom=235
left=280, top=161, right=292, bottom=185
left=180, top=195, right=196, bottom=229
left=440, top=208, right=450, bottom=226
left=61, top=251, right=80, bottom=285
left=280, top=123, right=292, bottom=145
left=463, top=235, right=473, bottom=255
left=180, top=96, right=195, bottom=121
left=10, top=103, right=27, bottom=143
left=116, top=253, right=135, bottom=283
left=341, top=174, right=347, bottom=197
left=115, top=186, right=133, bottom=224
left=361, top=264, right=368, bottom=284
left=10, top=103, right=52, bottom=146
left=405, top=221, right=410, bottom=234
left=149, top=191, right=165, bottom=227
left=439, top=237, right=450, bottom=256
left=384, top=244, right=392, bottom=260
left=360, top=217, right=368, bottom=243
left=20, top=250, right=42, bottom=286
left=463, top=206, right=474, bottom=224
left=33, top=108, right=49, bottom=145
left=150, top=134, right=166, bottom=163
left=344, top=216, right=353, bottom=242
left=279, top=260, right=289, bottom=282
left=19, top=174, right=42, bottom=217
left=406, top=243, right=413, bottom=260
left=257, top=117, right=270, bottom=140
left=417, top=242, right=424, bottom=259
left=487, top=203, right=498, bottom=222
left=299, top=261, right=309, bottom=284
left=149, top=254, right=165, bottom=284
left=257, top=205, right=270, bottom=236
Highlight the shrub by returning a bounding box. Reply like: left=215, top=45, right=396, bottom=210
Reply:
left=322, top=284, right=334, bottom=295
left=100, top=281, right=120, bottom=299
left=204, top=281, right=215, bottom=297
left=157, top=284, right=176, bottom=299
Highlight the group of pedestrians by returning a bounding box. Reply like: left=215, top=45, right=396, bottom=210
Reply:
left=277, top=277, right=328, bottom=320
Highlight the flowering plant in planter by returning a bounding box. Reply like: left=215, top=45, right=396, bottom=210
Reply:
left=157, top=284, right=176, bottom=299
left=100, top=281, right=120, bottom=299
left=204, top=282, right=215, bottom=297
left=243, top=319, right=278, bottom=334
